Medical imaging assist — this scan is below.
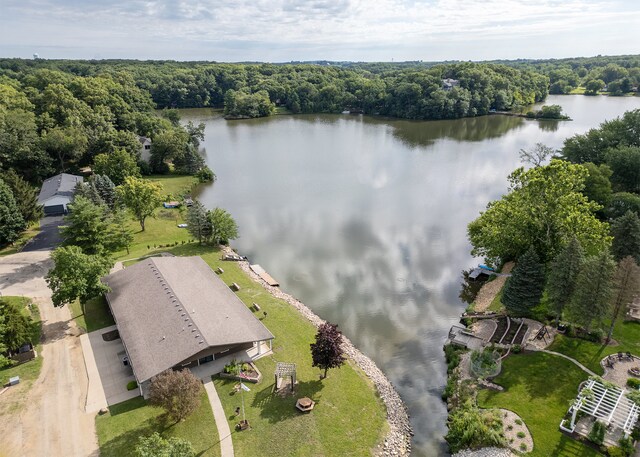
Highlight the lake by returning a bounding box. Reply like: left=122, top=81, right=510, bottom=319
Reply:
left=182, top=95, right=640, bottom=455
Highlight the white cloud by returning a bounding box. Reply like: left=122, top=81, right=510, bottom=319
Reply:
left=0, top=0, right=638, bottom=60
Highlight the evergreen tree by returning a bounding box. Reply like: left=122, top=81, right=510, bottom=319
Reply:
left=0, top=177, right=26, bottom=246
left=547, top=237, right=585, bottom=325
left=74, top=180, right=104, bottom=206
left=606, top=257, right=640, bottom=343
left=0, top=299, right=33, bottom=351
left=93, top=174, right=117, bottom=209
left=567, top=251, right=615, bottom=332
left=611, top=211, right=640, bottom=263
left=186, top=201, right=208, bottom=244
left=502, top=247, right=545, bottom=317
left=1, top=169, right=43, bottom=223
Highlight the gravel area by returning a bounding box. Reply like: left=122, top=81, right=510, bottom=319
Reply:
left=473, top=262, right=514, bottom=312
left=225, top=248, right=412, bottom=456
left=453, top=447, right=515, bottom=457
left=602, top=355, right=640, bottom=388
left=498, top=408, right=533, bottom=453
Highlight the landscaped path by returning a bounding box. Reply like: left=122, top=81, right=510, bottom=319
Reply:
left=203, top=379, right=234, bottom=457
left=0, top=251, right=99, bottom=457
left=536, top=348, right=597, bottom=377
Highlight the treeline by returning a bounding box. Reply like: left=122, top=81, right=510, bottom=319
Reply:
left=0, top=59, right=548, bottom=120
left=0, top=65, right=213, bottom=248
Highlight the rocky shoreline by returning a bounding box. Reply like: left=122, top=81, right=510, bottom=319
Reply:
left=225, top=248, right=413, bottom=456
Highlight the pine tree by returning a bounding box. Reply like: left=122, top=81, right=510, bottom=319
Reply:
left=502, top=247, right=545, bottom=317
left=93, top=174, right=117, bottom=210
left=611, top=211, right=640, bottom=263
left=567, top=251, right=615, bottom=332
left=547, top=237, right=584, bottom=325
left=0, top=178, right=26, bottom=246
left=1, top=169, right=43, bottom=223
left=606, top=257, right=640, bottom=343
left=186, top=201, right=208, bottom=244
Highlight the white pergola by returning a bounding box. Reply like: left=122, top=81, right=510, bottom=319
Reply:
left=561, top=379, right=640, bottom=436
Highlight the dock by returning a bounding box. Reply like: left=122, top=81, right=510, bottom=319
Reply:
left=250, top=264, right=279, bottom=287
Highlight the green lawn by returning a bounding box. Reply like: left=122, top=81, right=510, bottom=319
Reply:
left=70, top=295, right=115, bottom=333
left=0, top=297, right=43, bottom=386
left=147, top=174, right=198, bottom=199
left=549, top=319, right=640, bottom=375
left=96, top=389, right=220, bottom=457
left=477, top=352, right=602, bottom=457
left=488, top=289, right=504, bottom=313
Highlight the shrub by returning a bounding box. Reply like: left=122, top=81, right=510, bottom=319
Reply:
left=196, top=166, right=216, bottom=183
left=470, top=349, right=501, bottom=379
left=127, top=380, right=138, bottom=391
left=618, top=436, right=635, bottom=456
left=511, top=344, right=522, bottom=354
left=442, top=377, right=456, bottom=401
left=445, top=405, right=506, bottom=453
left=444, top=344, right=462, bottom=374
left=517, top=431, right=526, bottom=438
left=627, top=378, right=640, bottom=389
left=519, top=443, right=527, bottom=451
left=588, top=420, right=606, bottom=445
left=515, top=418, right=523, bottom=425
left=507, top=425, right=513, bottom=431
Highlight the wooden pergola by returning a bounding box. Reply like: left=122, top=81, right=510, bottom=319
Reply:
left=275, top=362, right=297, bottom=392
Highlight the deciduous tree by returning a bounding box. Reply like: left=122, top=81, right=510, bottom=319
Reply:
left=93, top=149, right=140, bottom=186
left=209, top=208, right=239, bottom=245
left=135, top=433, right=195, bottom=457
left=148, top=369, right=201, bottom=423
left=468, top=160, right=610, bottom=265
left=61, top=196, right=110, bottom=254
left=0, top=177, right=26, bottom=246
left=310, top=322, right=346, bottom=379
left=117, top=176, right=163, bottom=231
left=46, top=246, right=112, bottom=308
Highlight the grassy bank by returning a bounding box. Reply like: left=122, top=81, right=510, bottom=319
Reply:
left=0, top=223, right=40, bottom=257
left=96, top=389, right=220, bottom=457
left=477, top=352, right=600, bottom=457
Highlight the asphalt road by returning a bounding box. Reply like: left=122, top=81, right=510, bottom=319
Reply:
left=23, top=216, right=64, bottom=252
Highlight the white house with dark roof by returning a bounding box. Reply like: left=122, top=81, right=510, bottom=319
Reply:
left=102, top=256, right=274, bottom=395
left=138, top=136, right=152, bottom=162
left=37, top=173, right=83, bottom=216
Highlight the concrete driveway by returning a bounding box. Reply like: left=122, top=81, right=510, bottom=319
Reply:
left=23, top=216, right=64, bottom=252
left=82, top=325, right=139, bottom=410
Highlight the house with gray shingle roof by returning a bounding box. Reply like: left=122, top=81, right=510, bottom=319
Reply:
left=37, top=173, right=83, bottom=216
left=103, top=256, right=274, bottom=394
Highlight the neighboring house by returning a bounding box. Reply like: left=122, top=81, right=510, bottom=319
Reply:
left=37, top=173, right=83, bottom=216
left=103, top=256, right=275, bottom=396
left=442, top=78, right=460, bottom=91
left=138, top=136, right=152, bottom=162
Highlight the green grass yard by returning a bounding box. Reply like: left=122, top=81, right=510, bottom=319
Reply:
left=96, top=389, right=221, bottom=457
left=70, top=296, right=115, bottom=333
left=0, top=223, right=40, bottom=257
left=549, top=319, right=640, bottom=375
left=477, top=352, right=602, bottom=457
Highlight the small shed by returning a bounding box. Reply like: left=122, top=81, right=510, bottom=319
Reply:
left=138, top=136, right=152, bottom=162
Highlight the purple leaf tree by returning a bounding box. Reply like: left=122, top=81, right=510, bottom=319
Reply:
left=310, top=322, right=346, bottom=379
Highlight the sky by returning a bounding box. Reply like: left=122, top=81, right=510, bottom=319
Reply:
left=1, top=0, right=639, bottom=62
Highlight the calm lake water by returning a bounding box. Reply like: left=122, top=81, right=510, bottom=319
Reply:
left=182, top=95, right=640, bottom=456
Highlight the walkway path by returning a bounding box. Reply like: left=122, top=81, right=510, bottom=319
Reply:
left=203, top=380, right=234, bottom=457
left=536, top=349, right=597, bottom=377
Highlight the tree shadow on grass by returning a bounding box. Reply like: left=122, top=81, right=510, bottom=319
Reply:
left=108, top=396, right=147, bottom=416
left=250, top=379, right=325, bottom=423
left=99, top=416, right=164, bottom=457
left=549, top=434, right=602, bottom=457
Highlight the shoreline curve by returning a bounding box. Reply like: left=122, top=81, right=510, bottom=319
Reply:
left=224, top=247, right=413, bottom=456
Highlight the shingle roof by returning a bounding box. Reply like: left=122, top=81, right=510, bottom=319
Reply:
left=37, top=173, right=83, bottom=204
left=103, top=256, right=274, bottom=382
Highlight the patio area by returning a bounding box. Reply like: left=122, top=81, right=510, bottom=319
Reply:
left=602, top=352, right=640, bottom=388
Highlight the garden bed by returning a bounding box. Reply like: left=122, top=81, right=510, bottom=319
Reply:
left=219, top=361, right=262, bottom=383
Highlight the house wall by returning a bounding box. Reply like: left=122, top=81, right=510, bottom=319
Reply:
left=43, top=195, right=72, bottom=209
left=140, top=141, right=152, bottom=163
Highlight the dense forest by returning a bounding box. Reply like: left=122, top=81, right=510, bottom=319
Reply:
left=0, top=58, right=549, bottom=120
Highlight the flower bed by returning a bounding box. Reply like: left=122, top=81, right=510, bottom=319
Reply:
left=219, top=360, right=262, bottom=383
